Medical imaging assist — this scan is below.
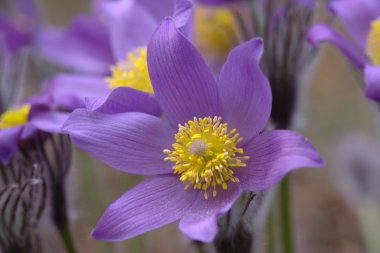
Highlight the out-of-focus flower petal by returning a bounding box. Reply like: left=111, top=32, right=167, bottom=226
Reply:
left=237, top=130, right=324, bottom=192
left=308, top=24, right=368, bottom=69
left=92, top=175, right=197, bottom=241
left=0, top=14, right=31, bottom=55
left=148, top=18, right=219, bottom=128
left=85, top=87, right=161, bottom=115
left=0, top=126, right=23, bottom=164
left=30, top=111, right=70, bottom=133
left=16, top=0, right=40, bottom=24
left=219, top=38, right=271, bottom=142
left=173, top=0, right=195, bottom=38
left=329, top=0, right=380, bottom=48
left=43, top=74, right=109, bottom=111
left=36, top=15, right=114, bottom=74
left=102, top=0, right=156, bottom=60
left=138, top=0, right=175, bottom=21
left=364, top=64, right=380, bottom=101
left=63, top=110, right=174, bottom=175
left=179, top=184, right=241, bottom=242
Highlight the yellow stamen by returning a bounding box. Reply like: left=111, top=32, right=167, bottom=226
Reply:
left=164, top=117, right=249, bottom=199
left=0, top=104, right=31, bottom=129
left=106, top=47, right=153, bottom=93
left=367, top=17, right=380, bottom=65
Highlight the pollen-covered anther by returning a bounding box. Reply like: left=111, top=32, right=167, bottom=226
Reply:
left=164, top=116, right=249, bottom=199
left=0, top=104, right=31, bottom=129
left=106, top=47, right=153, bottom=93
left=367, top=17, right=380, bottom=65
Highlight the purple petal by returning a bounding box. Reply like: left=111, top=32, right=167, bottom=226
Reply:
left=85, top=87, right=161, bottom=116
left=237, top=130, right=324, bottom=192
left=63, top=110, right=174, bottom=175
left=148, top=18, right=219, bottom=127
left=43, top=74, right=109, bottom=111
left=0, top=126, right=23, bottom=164
left=0, top=14, right=31, bottom=55
left=173, top=0, right=194, bottom=38
left=219, top=38, right=271, bottom=142
left=92, top=175, right=197, bottom=241
left=36, top=15, right=114, bottom=74
left=179, top=184, right=241, bottom=242
left=364, top=64, right=380, bottom=102
left=329, top=0, right=380, bottom=48
left=138, top=0, right=175, bottom=21
left=16, top=0, right=40, bottom=24
left=101, top=0, right=156, bottom=60
left=308, top=24, right=368, bottom=69
left=30, top=112, right=70, bottom=134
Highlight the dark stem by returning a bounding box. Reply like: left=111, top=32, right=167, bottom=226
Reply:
left=270, top=76, right=297, bottom=129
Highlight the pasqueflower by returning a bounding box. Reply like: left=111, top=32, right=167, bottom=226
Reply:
left=37, top=0, right=192, bottom=114
left=63, top=18, right=323, bottom=242
left=308, top=0, right=380, bottom=102
left=0, top=0, right=38, bottom=56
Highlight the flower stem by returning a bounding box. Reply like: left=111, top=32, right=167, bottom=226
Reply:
left=58, top=225, right=77, bottom=253
left=266, top=209, right=275, bottom=253
left=278, top=176, right=293, bottom=253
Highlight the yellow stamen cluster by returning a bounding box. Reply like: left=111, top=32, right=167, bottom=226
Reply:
left=367, top=17, right=380, bottom=65
left=106, top=47, right=153, bottom=93
left=0, top=104, right=31, bottom=129
left=164, top=117, right=249, bottom=199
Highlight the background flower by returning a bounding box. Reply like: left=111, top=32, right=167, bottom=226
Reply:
left=34, top=0, right=193, bottom=116
left=308, top=0, right=380, bottom=102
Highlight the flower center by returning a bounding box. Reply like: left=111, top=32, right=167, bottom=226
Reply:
left=367, top=17, right=380, bottom=65
left=106, top=47, right=153, bottom=93
left=164, top=117, right=249, bottom=199
left=0, top=104, right=31, bottom=129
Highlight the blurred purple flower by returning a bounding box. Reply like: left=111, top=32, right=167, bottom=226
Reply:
left=0, top=0, right=40, bottom=113
left=0, top=0, right=39, bottom=56
left=36, top=0, right=193, bottom=115
left=0, top=15, right=32, bottom=56
left=308, top=0, right=380, bottom=102
left=63, top=18, right=324, bottom=242
left=0, top=100, right=68, bottom=165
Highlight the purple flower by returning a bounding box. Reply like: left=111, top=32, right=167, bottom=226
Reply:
left=0, top=0, right=39, bottom=56
left=0, top=15, right=32, bottom=56
left=36, top=0, right=193, bottom=114
left=308, top=0, right=380, bottom=102
left=63, top=18, right=324, bottom=242
left=0, top=99, right=69, bottom=164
